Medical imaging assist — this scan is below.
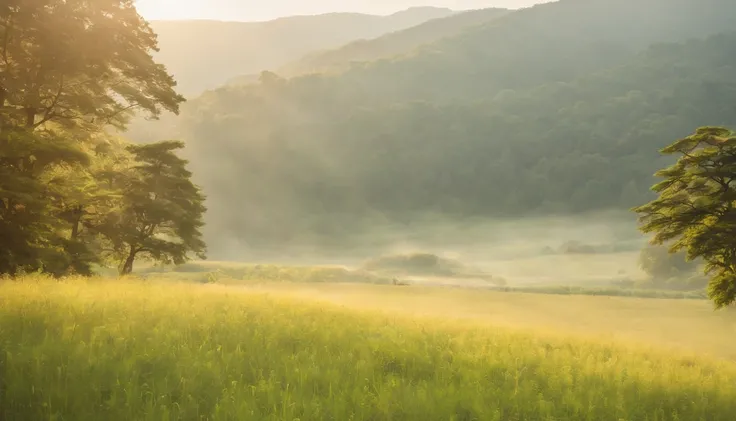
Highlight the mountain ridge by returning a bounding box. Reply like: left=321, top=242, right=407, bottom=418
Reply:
left=226, top=7, right=511, bottom=85
left=149, top=6, right=455, bottom=95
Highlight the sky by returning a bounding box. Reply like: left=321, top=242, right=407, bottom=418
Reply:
left=134, top=0, right=545, bottom=21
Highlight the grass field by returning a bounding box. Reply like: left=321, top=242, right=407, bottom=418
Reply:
left=240, top=282, right=736, bottom=360
left=1, top=277, right=735, bottom=420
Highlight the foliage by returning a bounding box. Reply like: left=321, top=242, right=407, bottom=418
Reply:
left=0, top=0, right=199, bottom=276
left=635, top=127, right=736, bottom=308
left=0, top=129, right=89, bottom=275
left=1, top=280, right=735, bottom=420
left=1, top=0, right=183, bottom=129
left=363, top=253, right=464, bottom=275
left=95, top=141, right=207, bottom=275
left=361, top=253, right=504, bottom=285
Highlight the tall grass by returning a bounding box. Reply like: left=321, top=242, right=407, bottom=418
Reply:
left=1, top=278, right=734, bottom=420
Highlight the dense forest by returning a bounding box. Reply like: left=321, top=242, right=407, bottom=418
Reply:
left=159, top=0, right=736, bottom=254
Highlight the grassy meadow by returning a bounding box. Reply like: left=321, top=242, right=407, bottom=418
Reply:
left=1, top=277, right=736, bottom=421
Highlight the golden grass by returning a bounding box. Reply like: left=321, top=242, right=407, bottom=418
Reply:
left=1, top=277, right=735, bottom=420
left=245, top=282, right=736, bottom=360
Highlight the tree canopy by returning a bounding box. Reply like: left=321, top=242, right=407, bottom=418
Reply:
left=0, top=0, right=205, bottom=276
left=99, top=141, right=207, bottom=275
left=635, top=127, right=736, bottom=308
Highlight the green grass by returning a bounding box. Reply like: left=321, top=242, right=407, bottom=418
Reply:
left=1, top=278, right=735, bottom=420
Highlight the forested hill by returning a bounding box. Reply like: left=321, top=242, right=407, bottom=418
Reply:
left=228, top=8, right=510, bottom=84
left=167, top=0, right=736, bottom=256
left=149, top=7, right=454, bottom=96
left=255, top=0, right=735, bottom=106
left=181, top=32, right=736, bottom=253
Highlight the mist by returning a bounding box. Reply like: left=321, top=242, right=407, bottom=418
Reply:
left=120, top=0, right=733, bottom=295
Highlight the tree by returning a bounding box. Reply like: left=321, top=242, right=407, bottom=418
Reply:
left=0, top=0, right=185, bottom=275
left=0, top=129, right=90, bottom=274
left=97, top=141, right=206, bottom=275
left=41, top=134, right=133, bottom=275
left=635, top=127, right=736, bottom=308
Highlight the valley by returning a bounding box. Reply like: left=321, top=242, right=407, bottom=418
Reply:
left=2, top=0, right=736, bottom=419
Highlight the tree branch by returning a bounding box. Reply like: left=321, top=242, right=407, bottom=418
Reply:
left=0, top=15, right=11, bottom=71
left=100, top=103, right=141, bottom=126
left=33, top=76, right=65, bottom=128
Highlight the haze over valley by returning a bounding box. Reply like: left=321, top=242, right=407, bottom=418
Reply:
left=129, top=0, right=736, bottom=273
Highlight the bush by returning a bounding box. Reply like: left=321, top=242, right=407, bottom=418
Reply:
left=638, top=244, right=706, bottom=291
left=362, top=253, right=465, bottom=277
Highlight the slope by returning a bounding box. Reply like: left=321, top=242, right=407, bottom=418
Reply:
left=280, top=0, right=736, bottom=105
left=150, top=7, right=454, bottom=96
left=177, top=29, right=736, bottom=255
left=227, top=7, right=511, bottom=84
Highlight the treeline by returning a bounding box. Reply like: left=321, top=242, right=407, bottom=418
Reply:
left=0, top=1, right=205, bottom=276
left=178, top=28, right=736, bottom=250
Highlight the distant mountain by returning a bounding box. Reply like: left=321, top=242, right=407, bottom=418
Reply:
left=150, top=7, right=454, bottom=96
left=227, top=7, right=510, bottom=85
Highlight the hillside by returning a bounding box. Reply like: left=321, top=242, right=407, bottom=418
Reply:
left=150, top=7, right=454, bottom=96
left=227, top=7, right=510, bottom=85
left=301, top=0, right=736, bottom=105
left=170, top=0, right=736, bottom=256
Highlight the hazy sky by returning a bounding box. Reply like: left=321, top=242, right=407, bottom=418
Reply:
left=135, top=0, right=545, bottom=21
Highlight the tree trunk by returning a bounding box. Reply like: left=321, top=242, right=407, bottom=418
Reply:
left=69, top=206, right=83, bottom=240
left=65, top=209, right=83, bottom=275
left=70, top=218, right=80, bottom=240
left=0, top=87, right=6, bottom=136
left=119, top=247, right=137, bottom=276
left=25, top=108, right=36, bottom=128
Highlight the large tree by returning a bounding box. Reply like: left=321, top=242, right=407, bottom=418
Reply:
left=635, top=127, right=736, bottom=308
left=0, top=0, right=185, bottom=275
left=96, top=141, right=206, bottom=275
